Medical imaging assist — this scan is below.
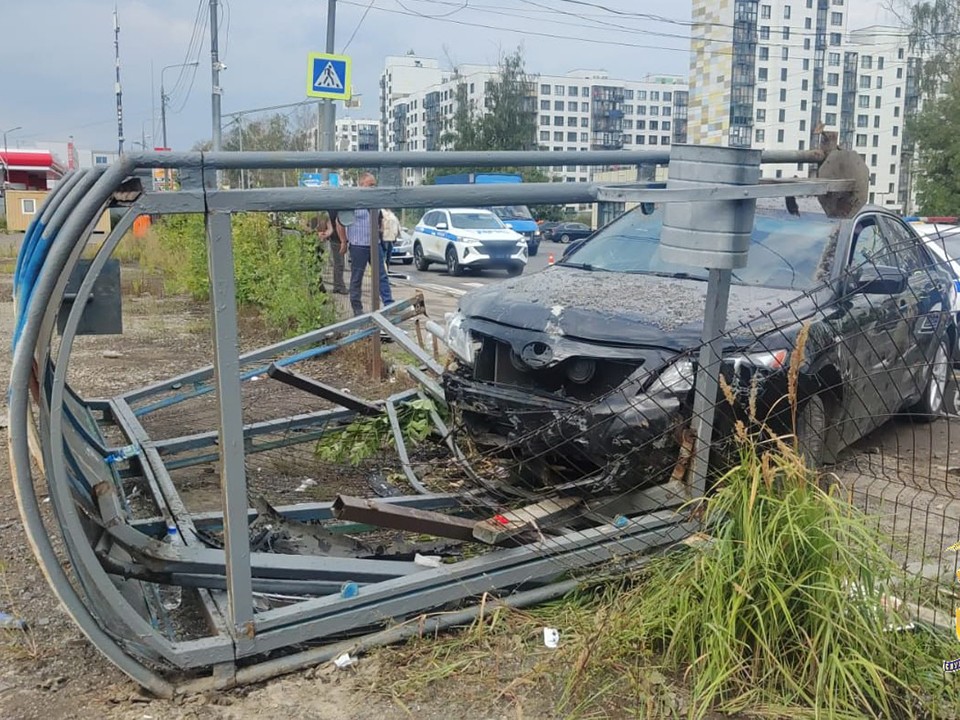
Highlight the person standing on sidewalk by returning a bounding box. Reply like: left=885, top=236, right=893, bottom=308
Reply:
left=336, top=173, right=394, bottom=316
left=317, top=211, right=347, bottom=294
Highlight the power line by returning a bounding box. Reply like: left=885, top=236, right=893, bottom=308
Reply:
left=342, top=0, right=378, bottom=52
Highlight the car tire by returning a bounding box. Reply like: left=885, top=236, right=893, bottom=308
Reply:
left=446, top=246, right=464, bottom=277
left=414, top=242, right=430, bottom=271
left=795, top=392, right=829, bottom=469
left=401, top=258, right=413, bottom=265
left=909, top=337, right=950, bottom=421
left=560, top=234, right=571, bottom=244
left=528, top=242, right=539, bottom=257
left=507, top=264, right=524, bottom=277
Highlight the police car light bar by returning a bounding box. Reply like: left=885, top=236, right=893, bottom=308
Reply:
left=904, top=216, right=959, bottom=224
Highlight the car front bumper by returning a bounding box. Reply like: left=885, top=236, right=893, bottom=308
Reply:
left=458, top=244, right=527, bottom=268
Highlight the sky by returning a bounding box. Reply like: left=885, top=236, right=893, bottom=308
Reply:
left=0, top=0, right=901, bottom=154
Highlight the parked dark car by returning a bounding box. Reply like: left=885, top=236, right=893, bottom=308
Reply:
left=539, top=221, right=561, bottom=242
left=550, top=221, right=594, bottom=244
left=442, top=204, right=954, bottom=495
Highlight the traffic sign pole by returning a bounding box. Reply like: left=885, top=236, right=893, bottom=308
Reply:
left=321, top=0, right=336, bottom=184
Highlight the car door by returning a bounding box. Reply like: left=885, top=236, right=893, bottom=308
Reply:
left=879, top=215, right=950, bottom=399
left=420, top=211, right=441, bottom=260
left=429, top=210, right=451, bottom=259
left=830, top=214, right=903, bottom=438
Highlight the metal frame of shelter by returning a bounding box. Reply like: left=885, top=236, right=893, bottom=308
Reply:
left=7, top=140, right=866, bottom=696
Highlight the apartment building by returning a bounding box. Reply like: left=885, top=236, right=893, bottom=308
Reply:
left=334, top=118, right=380, bottom=152
left=379, top=56, right=688, bottom=186
left=689, top=1, right=920, bottom=209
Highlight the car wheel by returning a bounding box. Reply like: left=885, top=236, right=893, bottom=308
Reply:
left=910, top=337, right=950, bottom=420
left=401, top=258, right=413, bottom=265
left=796, top=392, right=829, bottom=469
left=560, top=234, right=571, bottom=244
left=528, top=242, right=539, bottom=257
left=507, top=264, right=524, bottom=277
left=446, top=246, right=464, bottom=277
left=414, top=242, right=430, bottom=271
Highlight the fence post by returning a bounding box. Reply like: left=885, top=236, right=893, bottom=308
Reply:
left=659, top=144, right=762, bottom=500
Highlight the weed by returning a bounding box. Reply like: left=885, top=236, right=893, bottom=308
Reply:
left=316, top=397, right=440, bottom=466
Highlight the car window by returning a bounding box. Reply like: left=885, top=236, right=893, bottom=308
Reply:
left=421, top=212, right=436, bottom=227
left=879, top=216, right=931, bottom=273
left=449, top=212, right=503, bottom=230
left=923, top=226, right=960, bottom=262
left=561, top=205, right=843, bottom=290
left=849, top=215, right=896, bottom=269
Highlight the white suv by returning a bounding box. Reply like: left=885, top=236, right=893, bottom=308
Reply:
left=412, top=208, right=527, bottom=276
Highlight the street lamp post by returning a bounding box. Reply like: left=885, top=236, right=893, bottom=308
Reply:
left=160, top=62, right=199, bottom=150
left=2, top=126, right=22, bottom=188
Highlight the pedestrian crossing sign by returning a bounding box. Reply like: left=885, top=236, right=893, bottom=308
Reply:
left=306, top=52, right=352, bottom=100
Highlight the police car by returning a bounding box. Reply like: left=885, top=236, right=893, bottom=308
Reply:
left=906, top=216, right=960, bottom=363
left=412, top=208, right=528, bottom=277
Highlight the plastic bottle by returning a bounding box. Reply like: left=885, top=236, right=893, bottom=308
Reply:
left=159, top=525, right=182, bottom=611
left=105, top=444, right=139, bottom=465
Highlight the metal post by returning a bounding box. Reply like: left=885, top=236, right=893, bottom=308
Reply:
left=204, top=211, right=254, bottom=647
left=689, top=268, right=732, bottom=497
left=210, top=0, right=222, bottom=154
left=2, top=126, right=21, bottom=188
left=370, top=207, right=382, bottom=380
left=160, top=80, right=168, bottom=151
left=320, top=0, right=337, bottom=184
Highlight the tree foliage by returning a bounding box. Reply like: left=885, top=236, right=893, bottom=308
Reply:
left=903, top=0, right=960, bottom=98
left=910, top=74, right=960, bottom=214
left=220, top=108, right=316, bottom=188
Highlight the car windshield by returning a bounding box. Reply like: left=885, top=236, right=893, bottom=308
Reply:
left=490, top=205, right=534, bottom=220
left=450, top=212, right=504, bottom=230
left=561, top=205, right=843, bottom=290
left=567, top=223, right=589, bottom=230
left=924, top=228, right=960, bottom=262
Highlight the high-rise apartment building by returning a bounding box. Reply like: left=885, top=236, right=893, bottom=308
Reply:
left=334, top=118, right=380, bottom=152
left=379, top=56, right=688, bottom=185
left=689, top=0, right=920, bottom=210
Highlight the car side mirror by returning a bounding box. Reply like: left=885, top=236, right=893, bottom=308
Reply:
left=853, top=265, right=908, bottom=295
left=436, top=222, right=448, bottom=230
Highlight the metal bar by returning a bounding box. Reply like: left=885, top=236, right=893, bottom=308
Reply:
left=332, top=495, right=477, bottom=541
left=372, top=312, right=445, bottom=375
left=407, top=366, right=445, bottom=403
left=119, top=147, right=826, bottom=170
left=130, top=493, right=460, bottom=534
left=595, top=178, right=854, bottom=203
left=370, top=203, right=383, bottom=381
left=204, top=210, right=255, bottom=644
left=384, top=398, right=431, bottom=495
left=265, top=364, right=382, bottom=416
left=123, top=295, right=423, bottom=404
left=689, top=268, right=734, bottom=499
left=472, top=498, right=580, bottom=545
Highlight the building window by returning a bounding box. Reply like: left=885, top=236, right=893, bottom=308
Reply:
left=890, top=164, right=897, bottom=174
left=581, top=117, right=589, bottom=127
left=637, top=105, right=647, bottom=115
left=649, top=135, right=658, bottom=145
left=875, top=96, right=882, bottom=109
left=855, top=134, right=867, bottom=147
left=876, top=76, right=883, bottom=89
left=782, top=26, right=790, bottom=39
left=861, top=55, right=873, bottom=69
left=581, top=133, right=589, bottom=142
left=624, top=89, right=634, bottom=99
left=568, top=86, right=578, bottom=96
left=759, top=46, right=770, bottom=61
left=662, top=136, right=671, bottom=145
left=779, top=88, right=787, bottom=102
left=830, top=32, right=841, bottom=45
left=21, top=198, right=36, bottom=215
left=554, top=116, right=563, bottom=126
left=664, top=92, right=672, bottom=101
left=636, top=135, right=645, bottom=145
left=873, top=135, right=879, bottom=147
left=760, top=26, right=770, bottom=39
left=827, top=73, right=839, bottom=86
left=870, top=154, right=877, bottom=166
left=895, top=86, right=902, bottom=98
left=554, top=132, right=563, bottom=142
left=802, top=79, right=809, bottom=91
left=540, top=131, right=550, bottom=141
left=777, top=129, right=785, bottom=142
left=662, top=121, right=671, bottom=130
left=858, top=94, right=870, bottom=108
left=761, top=4, right=771, bottom=18
left=803, top=58, right=810, bottom=70
left=898, top=48, right=905, bottom=59
left=800, top=119, right=806, bottom=131
left=663, top=106, right=671, bottom=116
left=94, top=154, right=109, bottom=165
left=567, top=132, right=577, bottom=142
left=893, top=125, right=899, bottom=136
left=554, top=85, right=564, bottom=95
left=540, top=100, right=550, bottom=110
left=894, top=106, right=900, bottom=117
left=554, top=100, right=564, bottom=111
left=757, top=88, right=767, bottom=101
left=857, top=114, right=868, bottom=127
left=826, top=92, right=838, bottom=106
left=756, top=129, right=766, bottom=142
left=781, top=68, right=788, bottom=81
left=801, top=100, right=808, bottom=111
left=891, top=144, right=898, bottom=155
left=779, top=109, right=786, bottom=122
left=637, top=120, right=646, bottom=130
left=782, top=47, right=789, bottom=61
left=805, top=17, right=812, bottom=29
left=874, top=116, right=881, bottom=128
left=540, top=116, right=549, bottom=126
left=568, top=101, right=578, bottom=111
left=831, top=11, right=843, bottom=25
left=758, top=67, right=769, bottom=81
left=804, top=38, right=811, bottom=49
left=650, top=120, right=659, bottom=130
left=567, top=117, right=577, bottom=126
left=540, top=84, right=550, bottom=94
left=637, top=90, right=647, bottom=100
left=859, top=75, right=871, bottom=89
left=878, top=56, right=884, bottom=70
left=624, top=104, right=634, bottom=115
left=829, top=52, right=841, bottom=66
left=756, top=108, right=767, bottom=122
left=650, top=106, right=660, bottom=116
left=651, top=91, right=660, bottom=101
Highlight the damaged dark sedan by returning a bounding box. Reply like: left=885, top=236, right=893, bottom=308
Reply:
left=442, top=203, right=955, bottom=494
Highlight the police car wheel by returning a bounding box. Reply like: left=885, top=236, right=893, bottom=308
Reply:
left=414, top=243, right=430, bottom=271
left=446, top=246, right=464, bottom=276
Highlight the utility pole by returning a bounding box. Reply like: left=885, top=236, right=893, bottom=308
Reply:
left=114, top=6, right=125, bottom=155
left=161, top=62, right=199, bottom=150
left=321, top=0, right=337, bottom=183
left=210, top=0, right=223, bottom=154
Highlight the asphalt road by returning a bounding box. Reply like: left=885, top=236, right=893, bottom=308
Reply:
left=387, top=243, right=555, bottom=300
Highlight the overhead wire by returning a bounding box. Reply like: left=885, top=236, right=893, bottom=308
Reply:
left=342, top=0, right=379, bottom=53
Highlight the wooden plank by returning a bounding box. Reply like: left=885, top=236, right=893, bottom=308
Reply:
left=473, top=498, right=581, bottom=545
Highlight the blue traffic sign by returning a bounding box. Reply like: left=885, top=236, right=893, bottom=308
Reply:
left=300, top=172, right=340, bottom=187
left=306, top=52, right=352, bottom=100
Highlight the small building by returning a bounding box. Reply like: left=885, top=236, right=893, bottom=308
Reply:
left=4, top=188, right=110, bottom=233
left=0, top=149, right=65, bottom=191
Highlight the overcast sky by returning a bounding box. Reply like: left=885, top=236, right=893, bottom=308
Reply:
left=0, top=0, right=900, bottom=153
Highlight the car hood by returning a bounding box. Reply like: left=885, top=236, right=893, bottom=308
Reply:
left=459, top=265, right=821, bottom=351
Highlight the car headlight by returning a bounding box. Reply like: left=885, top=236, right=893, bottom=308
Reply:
left=533, top=230, right=541, bottom=237
left=444, top=311, right=476, bottom=366
left=647, top=359, right=695, bottom=395
left=728, top=349, right=789, bottom=371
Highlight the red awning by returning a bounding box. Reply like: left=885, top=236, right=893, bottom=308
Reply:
left=0, top=150, right=55, bottom=168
